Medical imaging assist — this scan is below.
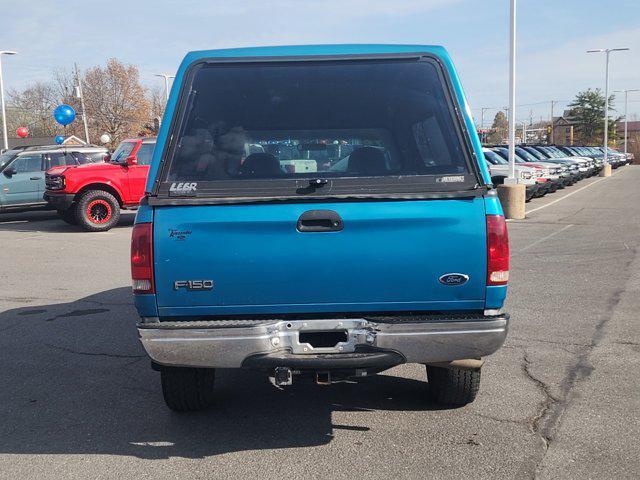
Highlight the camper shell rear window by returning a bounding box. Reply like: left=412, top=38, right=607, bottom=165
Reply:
left=154, top=55, right=482, bottom=202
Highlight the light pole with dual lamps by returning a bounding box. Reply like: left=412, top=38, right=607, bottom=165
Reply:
left=0, top=50, right=18, bottom=151
left=154, top=73, right=175, bottom=103
left=586, top=48, right=629, bottom=176
left=496, top=0, right=526, bottom=219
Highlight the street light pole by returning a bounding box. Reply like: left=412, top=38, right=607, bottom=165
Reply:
left=74, top=62, right=91, bottom=144
left=154, top=74, right=175, bottom=103
left=587, top=48, right=629, bottom=175
left=480, top=107, right=489, bottom=144
left=496, top=0, right=525, bottom=220
left=549, top=100, right=558, bottom=144
left=0, top=50, right=18, bottom=151
left=507, top=0, right=517, bottom=183
left=614, top=89, right=639, bottom=155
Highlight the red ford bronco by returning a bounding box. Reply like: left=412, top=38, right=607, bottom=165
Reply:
left=44, top=137, right=156, bottom=231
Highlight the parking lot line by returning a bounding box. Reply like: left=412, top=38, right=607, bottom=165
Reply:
left=517, top=224, right=574, bottom=253
left=526, top=167, right=628, bottom=215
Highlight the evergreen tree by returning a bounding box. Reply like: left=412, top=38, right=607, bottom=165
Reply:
left=567, top=89, right=619, bottom=144
left=487, top=111, right=508, bottom=144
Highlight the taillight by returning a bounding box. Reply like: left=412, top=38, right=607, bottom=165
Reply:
left=486, top=215, right=509, bottom=285
left=131, top=222, right=154, bottom=294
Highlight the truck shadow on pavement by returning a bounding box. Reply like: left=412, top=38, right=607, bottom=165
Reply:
left=0, top=210, right=135, bottom=232
left=0, top=287, right=444, bottom=460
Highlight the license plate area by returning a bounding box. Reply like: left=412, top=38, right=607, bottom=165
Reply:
left=298, top=330, right=348, bottom=348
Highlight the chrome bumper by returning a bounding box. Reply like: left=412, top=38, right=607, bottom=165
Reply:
left=138, top=315, right=509, bottom=369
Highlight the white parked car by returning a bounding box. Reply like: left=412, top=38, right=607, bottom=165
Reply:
left=482, top=148, right=542, bottom=201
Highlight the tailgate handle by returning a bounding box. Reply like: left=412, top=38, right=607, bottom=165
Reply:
left=297, top=210, right=343, bottom=232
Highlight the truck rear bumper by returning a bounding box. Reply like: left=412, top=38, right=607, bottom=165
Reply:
left=138, top=314, right=509, bottom=369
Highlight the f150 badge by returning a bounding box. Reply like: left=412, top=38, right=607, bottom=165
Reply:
left=174, top=280, right=214, bottom=291
left=439, top=273, right=469, bottom=286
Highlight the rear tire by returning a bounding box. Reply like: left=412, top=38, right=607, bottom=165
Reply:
left=161, top=367, right=216, bottom=412
left=426, top=365, right=481, bottom=406
left=76, top=190, right=120, bottom=232
left=58, top=207, right=78, bottom=225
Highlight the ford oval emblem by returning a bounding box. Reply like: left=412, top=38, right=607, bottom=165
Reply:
left=439, top=273, right=469, bottom=286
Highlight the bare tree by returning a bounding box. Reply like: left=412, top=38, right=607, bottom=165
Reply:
left=7, top=69, right=84, bottom=139
left=82, top=58, right=151, bottom=148
left=140, top=85, right=165, bottom=135
left=6, top=58, right=158, bottom=147
left=6, top=82, right=58, bottom=137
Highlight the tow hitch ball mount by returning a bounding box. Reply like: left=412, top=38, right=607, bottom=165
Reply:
left=273, top=367, right=293, bottom=386
left=271, top=367, right=370, bottom=386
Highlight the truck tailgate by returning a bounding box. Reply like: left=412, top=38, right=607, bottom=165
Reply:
left=153, top=199, right=487, bottom=316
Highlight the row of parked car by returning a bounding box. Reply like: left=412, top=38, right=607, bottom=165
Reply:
left=482, top=145, right=632, bottom=201
left=0, top=138, right=155, bottom=230
left=0, top=138, right=633, bottom=231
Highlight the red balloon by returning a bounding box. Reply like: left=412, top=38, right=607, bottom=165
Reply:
left=17, top=127, right=29, bottom=138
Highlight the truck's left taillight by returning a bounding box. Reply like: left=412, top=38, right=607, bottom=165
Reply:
left=131, top=222, right=154, bottom=294
left=486, top=214, right=509, bottom=286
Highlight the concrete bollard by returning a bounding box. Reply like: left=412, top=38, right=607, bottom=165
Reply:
left=497, top=183, right=526, bottom=220
left=600, top=164, right=612, bottom=177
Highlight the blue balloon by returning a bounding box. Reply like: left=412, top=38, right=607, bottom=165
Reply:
left=53, top=104, right=76, bottom=126
left=55, top=135, right=65, bottom=145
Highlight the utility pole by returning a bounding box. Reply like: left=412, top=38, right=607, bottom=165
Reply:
left=614, top=89, right=639, bottom=155
left=587, top=48, right=629, bottom=175
left=74, top=63, right=90, bottom=144
left=480, top=107, right=490, bottom=144
left=549, top=100, right=558, bottom=144
left=480, top=107, right=493, bottom=132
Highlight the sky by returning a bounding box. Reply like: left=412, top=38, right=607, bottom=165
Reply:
left=1, top=0, right=639, bottom=126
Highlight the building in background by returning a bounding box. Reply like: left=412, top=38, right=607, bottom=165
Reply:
left=551, top=116, right=576, bottom=145
left=617, top=120, right=640, bottom=161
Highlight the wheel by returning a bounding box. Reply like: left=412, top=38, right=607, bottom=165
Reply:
left=426, top=365, right=481, bottom=406
left=161, top=367, right=216, bottom=412
left=76, top=190, right=120, bottom=232
left=57, top=207, right=78, bottom=225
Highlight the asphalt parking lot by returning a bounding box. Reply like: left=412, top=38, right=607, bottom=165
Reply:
left=1, top=166, right=639, bottom=479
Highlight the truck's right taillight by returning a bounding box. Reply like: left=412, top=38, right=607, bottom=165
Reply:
left=486, top=214, right=509, bottom=285
left=131, top=222, right=154, bottom=294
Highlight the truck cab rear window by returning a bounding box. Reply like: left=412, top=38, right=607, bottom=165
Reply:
left=161, top=58, right=475, bottom=197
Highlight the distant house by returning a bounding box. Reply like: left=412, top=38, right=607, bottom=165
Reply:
left=617, top=121, right=640, bottom=137
left=551, top=116, right=576, bottom=145
left=61, top=135, right=87, bottom=146
left=617, top=121, right=640, bottom=159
